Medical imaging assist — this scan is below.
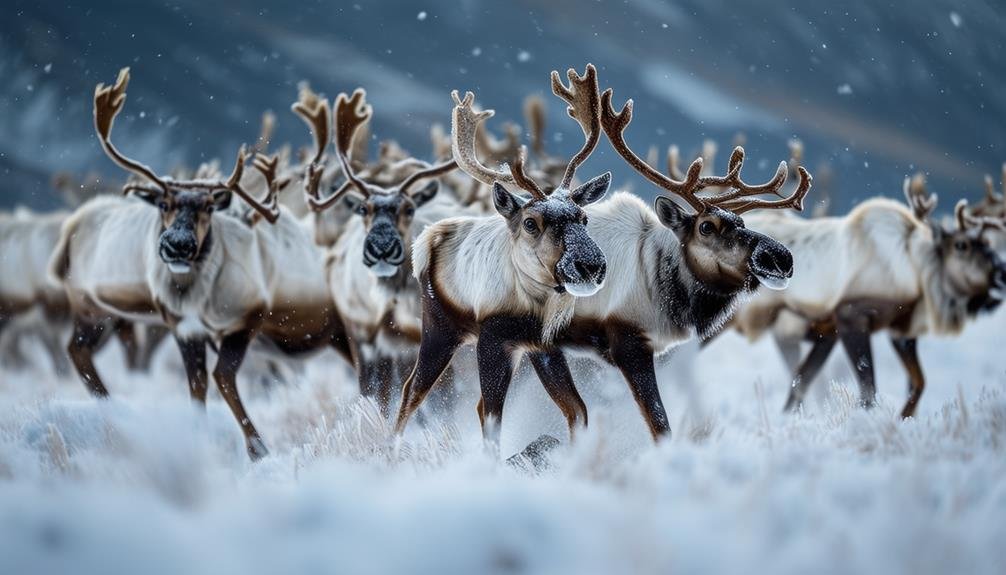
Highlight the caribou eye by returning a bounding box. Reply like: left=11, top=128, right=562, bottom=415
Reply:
left=404, top=206, right=416, bottom=217
left=356, top=204, right=367, bottom=216
left=158, top=201, right=170, bottom=212
left=954, top=240, right=968, bottom=252
left=699, top=221, right=716, bottom=236
left=523, top=218, right=539, bottom=234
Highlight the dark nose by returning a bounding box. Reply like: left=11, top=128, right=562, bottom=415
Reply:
left=574, top=259, right=606, bottom=282
left=752, top=239, right=794, bottom=278
left=364, top=228, right=405, bottom=265
left=159, top=229, right=197, bottom=261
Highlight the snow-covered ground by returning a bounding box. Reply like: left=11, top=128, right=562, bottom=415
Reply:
left=0, top=307, right=1004, bottom=575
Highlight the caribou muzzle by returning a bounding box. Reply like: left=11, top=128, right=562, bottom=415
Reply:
left=364, top=223, right=405, bottom=277
left=991, top=257, right=1006, bottom=301
left=159, top=223, right=200, bottom=275
left=555, top=224, right=607, bottom=297
left=748, top=232, right=793, bottom=291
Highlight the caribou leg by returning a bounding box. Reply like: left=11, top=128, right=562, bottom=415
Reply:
left=475, top=316, right=521, bottom=449
left=136, top=325, right=169, bottom=372
left=527, top=349, right=588, bottom=438
left=212, top=327, right=268, bottom=460
left=890, top=337, right=925, bottom=419
left=373, top=355, right=395, bottom=419
left=783, top=333, right=838, bottom=412
left=608, top=327, right=670, bottom=440
left=394, top=287, right=464, bottom=435
left=175, top=336, right=209, bottom=404
left=114, top=320, right=141, bottom=371
left=835, top=304, right=877, bottom=409
left=67, top=317, right=113, bottom=398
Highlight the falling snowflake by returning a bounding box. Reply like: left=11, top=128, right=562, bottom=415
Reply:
left=949, top=12, right=962, bottom=27
left=837, top=83, right=853, bottom=95
left=417, top=11, right=427, bottom=21
left=517, top=50, right=531, bottom=63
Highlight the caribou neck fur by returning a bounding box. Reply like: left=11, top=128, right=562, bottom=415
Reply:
left=564, top=192, right=744, bottom=351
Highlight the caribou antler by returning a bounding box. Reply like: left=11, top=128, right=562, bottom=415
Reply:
left=94, top=68, right=168, bottom=193
left=903, top=173, right=936, bottom=221
left=333, top=89, right=373, bottom=198
left=95, top=68, right=282, bottom=223
left=551, top=64, right=602, bottom=190
left=600, top=88, right=810, bottom=215
left=251, top=111, right=276, bottom=155
left=956, top=199, right=1006, bottom=235
left=451, top=90, right=522, bottom=189
left=667, top=145, right=684, bottom=180
left=524, top=95, right=546, bottom=156
left=291, top=83, right=345, bottom=211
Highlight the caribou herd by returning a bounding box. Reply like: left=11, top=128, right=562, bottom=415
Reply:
left=1, top=64, right=1004, bottom=460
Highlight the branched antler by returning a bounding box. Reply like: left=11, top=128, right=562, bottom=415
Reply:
left=956, top=199, right=1006, bottom=235
left=94, top=68, right=281, bottom=223
left=291, top=83, right=343, bottom=211
left=451, top=90, right=520, bottom=189
left=94, top=68, right=168, bottom=192
left=903, top=173, right=936, bottom=221
left=600, top=88, right=810, bottom=215
left=334, top=89, right=373, bottom=198
left=451, top=64, right=604, bottom=201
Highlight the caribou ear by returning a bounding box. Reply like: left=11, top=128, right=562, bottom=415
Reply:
left=212, top=190, right=232, bottom=211
left=130, top=188, right=162, bottom=206
left=492, top=182, right=526, bottom=222
left=654, top=196, right=691, bottom=240
left=410, top=181, right=439, bottom=208
left=570, top=172, right=611, bottom=206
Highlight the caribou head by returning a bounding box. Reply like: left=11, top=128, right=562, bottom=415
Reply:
left=294, top=87, right=457, bottom=277
left=94, top=68, right=282, bottom=275
left=451, top=64, right=611, bottom=297
left=599, top=89, right=812, bottom=295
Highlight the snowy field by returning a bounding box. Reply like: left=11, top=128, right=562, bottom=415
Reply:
left=0, top=308, right=1004, bottom=575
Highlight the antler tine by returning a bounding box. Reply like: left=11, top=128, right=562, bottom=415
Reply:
left=984, top=174, right=997, bottom=203
left=551, top=63, right=602, bottom=190
left=334, top=88, right=372, bottom=198
left=450, top=89, right=516, bottom=187
left=398, top=158, right=459, bottom=197
left=506, top=145, right=545, bottom=199
left=719, top=166, right=812, bottom=214
left=903, top=172, right=936, bottom=221
left=524, top=94, right=546, bottom=156
left=252, top=111, right=276, bottom=155
left=217, top=147, right=281, bottom=224
left=94, top=68, right=169, bottom=193
left=599, top=88, right=706, bottom=211
left=666, top=145, right=684, bottom=180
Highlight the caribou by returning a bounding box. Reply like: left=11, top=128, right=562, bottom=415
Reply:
left=394, top=64, right=613, bottom=444
left=292, top=85, right=462, bottom=415
left=49, top=68, right=350, bottom=460
left=730, top=173, right=1006, bottom=417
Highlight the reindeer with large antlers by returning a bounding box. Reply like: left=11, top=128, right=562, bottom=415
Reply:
left=293, top=85, right=463, bottom=415
left=49, top=68, right=351, bottom=459
left=730, top=173, right=1006, bottom=417
left=394, top=64, right=613, bottom=444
